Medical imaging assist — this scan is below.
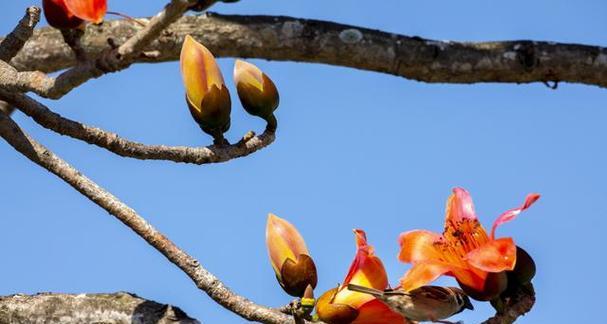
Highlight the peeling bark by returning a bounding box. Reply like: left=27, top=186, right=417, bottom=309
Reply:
left=0, top=292, right=199, bottom=324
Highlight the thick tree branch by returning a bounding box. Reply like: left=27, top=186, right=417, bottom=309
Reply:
left=0, top=6, right=40, bottom=62
left=5, top=13, right=607, bottom=89
left=0, top=90, right=274, bottom=165
left=0, top=292, right=199, bottom=324
left=0, top=100, right=13, bottom=115
left=0, top=113, right=303, bottom=324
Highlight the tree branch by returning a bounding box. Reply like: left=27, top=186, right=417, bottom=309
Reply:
left=0, top=90, right=275, bottom=165
left=0, top=113, right=301, bottom=324
left=0, top=6, right=40, bottom=62
left=0, top=292, right=199, bottom=324
left=483, top=283, right=536, bottom=324
left=6, top=13, right=607, bottom=89
left=1, top=0, right=198, bottom=99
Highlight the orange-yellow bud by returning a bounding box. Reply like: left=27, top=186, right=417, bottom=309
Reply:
left=234, top=60, right=279, bottom=124
left=266, top=213, right=317, bottom=297
left=180, top=35, right=231, bottom=136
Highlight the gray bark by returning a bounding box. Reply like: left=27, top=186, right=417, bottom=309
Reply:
left=0, top=292, right=199, bottom=324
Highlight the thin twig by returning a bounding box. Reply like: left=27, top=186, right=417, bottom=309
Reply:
left=0, top=90, right=275, bottom=165
left=0, top=6, right=40, bottom=62
left=0, top=113, right=303, bottom=324
left=6, top=0, right=198, bottom=100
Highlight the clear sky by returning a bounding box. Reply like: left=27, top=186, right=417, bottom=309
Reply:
left=1, top=1, right=606, bottom=323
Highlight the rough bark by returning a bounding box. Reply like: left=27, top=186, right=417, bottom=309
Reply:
left=5, top=13, right=607, bottom=90
left=0, top=292, right=198, bottom=324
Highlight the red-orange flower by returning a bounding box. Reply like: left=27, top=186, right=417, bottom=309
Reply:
left=316, top=230, right=407, bottom=324
left=398, top=188, right=539, bottom=300
left=43, top=0, right=106, bottom=29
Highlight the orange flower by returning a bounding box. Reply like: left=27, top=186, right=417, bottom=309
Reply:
left=43, top=0, right=106, bottom=29
left=316, top=230, right=407, bottom=324
left=398, top=188, right=540, bottom=300
left=180, top=35, right=231, bottom=136
left=266, top=214, right=317, bottom=297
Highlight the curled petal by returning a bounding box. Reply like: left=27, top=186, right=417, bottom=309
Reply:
left=466, top=237, right=517, bottom=272
left=398, top=230, right=443, bottom=263
left=491, top=193, right=540, bottom=239
left=399, top=261, right=451, bottom=292
left=334, top=229, right=388, bottom=308
left=353, top=299, right=408, bottom=324
left=64, top=0, right=106, bottom=24
left=265, top=213, right=309, bottom=275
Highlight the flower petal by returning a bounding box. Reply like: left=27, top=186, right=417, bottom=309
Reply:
left=265, top=213, right=309, bottom=275
left=64, top=0, right=106, bottom=24
left=398, top=230, right=443, bottom=263
left=446, top=187, right=478, bottom=223
left=334, top=229, right=388, bottom=308
left=491, top=193, right=540, bottom=239
left=443, top=187, right=489, bottom=248
left=466, top=237, right=517, bottom=272
left=399, top=261, right=451, bottom=292
left=43, top=0, right=84, bottom=29
left=353, top=299, right=408, bottom=324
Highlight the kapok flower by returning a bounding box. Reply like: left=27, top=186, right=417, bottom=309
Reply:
left=316, top=230, right=407, bottom=324
left=43, top=0, right=106, bottom=29
left=180, top=35, right=231, bottom=137
left=398, top=188, right=540, bottom=301
left=233, top=60, right=279, bottom=128
left=266, top=213, right=317, bottom=297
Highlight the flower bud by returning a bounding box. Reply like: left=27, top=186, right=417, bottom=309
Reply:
left=180, top=35, right=231, bottom=137
left=458, top=271, right=507, bottom=301
left=266, top=214, right=317, bottom=297
left=233, top=60, right=279, bottom=125
left=316, top=288, right=359, bottom=324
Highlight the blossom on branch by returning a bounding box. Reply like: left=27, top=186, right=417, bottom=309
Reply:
left=316, top=229, right=406, bottom=324
left=398, top=188, right=540, bottom=300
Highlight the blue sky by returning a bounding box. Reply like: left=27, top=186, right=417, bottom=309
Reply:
left=1, top=1, right=606, bottom=323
